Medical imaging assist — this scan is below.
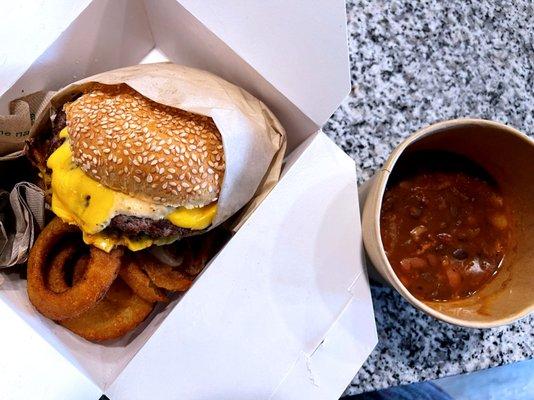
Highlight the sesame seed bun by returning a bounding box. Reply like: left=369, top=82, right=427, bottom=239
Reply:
left=63, top=84, right=225, bottom=208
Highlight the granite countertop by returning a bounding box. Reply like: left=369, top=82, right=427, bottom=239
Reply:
left=322, top=0, right=534, bottom=395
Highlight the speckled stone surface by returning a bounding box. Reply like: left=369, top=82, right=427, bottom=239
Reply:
left=322, top=0, right=534, bottom=396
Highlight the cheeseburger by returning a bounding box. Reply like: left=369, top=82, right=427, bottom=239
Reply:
left=29, top=84, right=225, bottom=252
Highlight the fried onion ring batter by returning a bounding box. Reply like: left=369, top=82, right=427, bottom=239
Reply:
left=47, top=244, right=77, bottom=293
left=27, top=218, right=122, bottom=321
left=140, top=253, right=193, bottom=292
left=60, top=278, right=154, bottom=342
left=119, top=258, right=168, bottom=303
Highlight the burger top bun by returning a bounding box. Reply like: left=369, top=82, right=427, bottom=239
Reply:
left=64, top=84, right=225, bottom=208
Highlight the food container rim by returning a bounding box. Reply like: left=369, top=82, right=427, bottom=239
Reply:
left=370, top=118, right=534, bottom=328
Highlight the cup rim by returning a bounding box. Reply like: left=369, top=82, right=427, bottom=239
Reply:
left=372, top=118, right=534, bottom=328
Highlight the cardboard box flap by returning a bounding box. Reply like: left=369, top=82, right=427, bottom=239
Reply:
left=0, top=0, right=93, bottom=102
left=0, top=294, right=101, bottom=400
left=106, top=132, right=376, bottom=399
left=177, top=0, right=351, bottom=127
left=270, top=275, right=377, bottom=399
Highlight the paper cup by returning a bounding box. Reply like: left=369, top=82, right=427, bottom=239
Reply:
left=362, top=119, right=534, bottom=328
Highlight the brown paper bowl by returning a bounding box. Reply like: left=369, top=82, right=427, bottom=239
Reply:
left=362, top=119, right=534, bottom=328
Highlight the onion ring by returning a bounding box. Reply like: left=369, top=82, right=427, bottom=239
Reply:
left=48, top=246, right=89, bottom=293
left=140, top=253, right=193, bottom=292
left=27, top=218, right=122, bottom=321
left=47, top=244, right=77, bottom=293
left=119, top=258, right=168, bottom=303
left=72, top=255, right=89, bottom=284
left=60, top=278, right=154, bottom=342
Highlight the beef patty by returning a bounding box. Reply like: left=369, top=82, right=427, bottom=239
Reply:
left=107, top=215, right=203, bottom=239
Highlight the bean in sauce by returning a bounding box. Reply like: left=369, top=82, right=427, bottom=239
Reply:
left=380, top=152, right=513, bottom=301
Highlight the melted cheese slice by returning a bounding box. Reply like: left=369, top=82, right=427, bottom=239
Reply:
left=47, top=129, right=217, bottom=252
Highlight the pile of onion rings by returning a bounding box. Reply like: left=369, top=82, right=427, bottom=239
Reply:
left=26, top=217, right=229, bottom=342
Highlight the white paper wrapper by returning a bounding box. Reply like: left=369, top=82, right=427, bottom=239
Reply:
left=0, top=182, right=45, bottom=267
left=0, top=91, right=55, bottom=159
left=0, top=90, right=51, bottom=267
left=31, top=62, right=287, bottom=229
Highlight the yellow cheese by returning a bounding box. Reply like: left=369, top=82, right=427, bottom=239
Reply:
left=47, top=140, right=116, bottom=234
left=83, top=232, right=155, bottom=253
left=166, top=202, right=217, bottom=230
left=47, top=129, right=217, bottom=251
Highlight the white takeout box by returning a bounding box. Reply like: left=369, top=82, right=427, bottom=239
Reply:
left=0, top=1, right=377, bottom=399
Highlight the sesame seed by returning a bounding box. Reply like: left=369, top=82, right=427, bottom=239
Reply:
left=64, top=84, right=225, bottom=202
